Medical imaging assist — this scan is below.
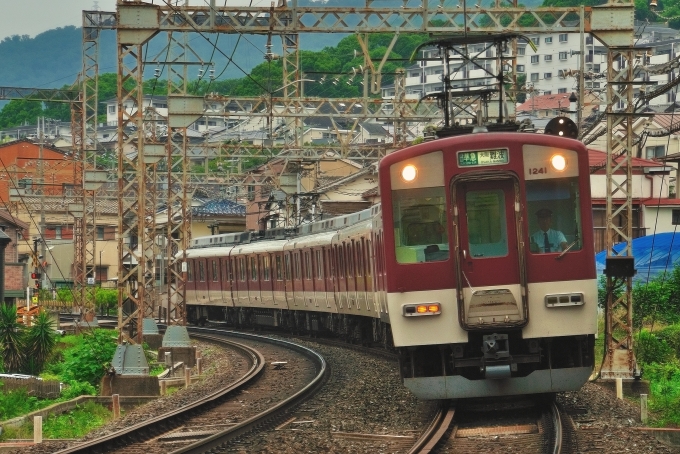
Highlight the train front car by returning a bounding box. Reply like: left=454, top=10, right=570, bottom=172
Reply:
left=380, top=132, right=597, bottom=400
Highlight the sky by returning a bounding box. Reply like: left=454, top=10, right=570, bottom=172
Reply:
left=0, top=0, right=117, bottom=41
left=0, top=0, right=286, bottom=42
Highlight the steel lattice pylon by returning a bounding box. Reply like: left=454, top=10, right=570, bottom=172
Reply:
left=601, top=47, right=639, bottom=380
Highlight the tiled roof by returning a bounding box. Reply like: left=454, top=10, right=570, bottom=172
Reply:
left=516, top=94, right=574, bottom=113
left=192, top=199, right=245, bottom=217
left=587, top=148, right=664, bottom=169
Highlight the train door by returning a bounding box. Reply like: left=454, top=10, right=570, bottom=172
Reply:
left=260, top=254, right=273, bottom=306
left=452, top=176, right=528, bottom=328
left=293, top=251, right=304, bottom=307
left=346, top=241, right=357, bottom=309
left=248, top=255, right=261, bottom=306
left=335, top=243, right=348, bottom=310
left=324, top=247, right=336, bottom=310
left=313, top=249, right=325, bottom=308
left=273, top=254, right=285, bottom=306
left=209, top=259, right=220, bottom=303
left=236, top=256, right=249, bottom=307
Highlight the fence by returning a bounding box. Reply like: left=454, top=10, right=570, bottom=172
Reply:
left=0, top=377, right=62, bottom=399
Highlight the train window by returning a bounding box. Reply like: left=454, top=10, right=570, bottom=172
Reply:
left=263, top=255, right=270, bottom=281
left=348, top=243, right=355, bottom=277
left=294, top=253, right=301, bottom=280
left=198, top=261, right=206, bottom=282
left=251, top=257, right=258, bottom=281
left=357, top=242, right=363, bottom=276
left=305, top=251, right=312, bottom=280
left=187, top=261, right=193, bottom=282
left=239, top=257, right=246, bottom=282
left=527, top=177, right=583, bottom=254
left=338, top=246, right=345, bottom=278
left=392, top=186, right=449, bottom=263
left=212, top=260, right=218, bottom=282
left=276, top=255, right=283, bottom=280
left=284, top=254, right=291, bottom=280
left=316, top=250, right=323, bottom=279
left=466, top=189, right=509, bottom=258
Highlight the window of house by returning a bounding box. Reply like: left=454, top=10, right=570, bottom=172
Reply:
left=646, top=145, right=665, bottom=159
left=530, top=73, right=539, bottom=82
left=559, top=51, right=568, bottom=60
left=586, top=36, right=593, bottom=45
left=108, top=105, right=115, bottom=114
left=55, top=226, right=62, bottom=239
left=558, top=88, right=568, bottom=94
left=208, top=121, right=217, bottom=126
left=531, top=37, right=540, bottom=46
left=96, top=226, right=104, bottom=240
left=517, top=65, right=525, bottom=73
left=559, top=33, right=568, bottom=42
left=593, top=64, right=600, bottom=72
left=544, top=72, right=552, bottom=79
left=531, top=55, right=539, bottom=63
left=545, top=36, right=553, bottom=44
left=544, top=54, right=552, bottom=62
left=518, top=47, right=526, bottom=55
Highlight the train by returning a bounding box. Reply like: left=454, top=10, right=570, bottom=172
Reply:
left=182, top=129, right=597, bottom=400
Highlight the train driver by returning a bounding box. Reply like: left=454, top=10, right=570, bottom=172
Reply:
left=531, top=208, right=567, bottom=253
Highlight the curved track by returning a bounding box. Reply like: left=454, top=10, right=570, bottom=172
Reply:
left=53, top=330, right=327, bottom=454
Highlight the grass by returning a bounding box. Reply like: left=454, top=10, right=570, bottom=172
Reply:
left=0, top=388, right=56, bottom=421
left=0, top=401, right=113, bottom=441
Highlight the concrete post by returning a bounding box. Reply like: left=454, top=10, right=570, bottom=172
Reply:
left=641, top=394, right=648, bottom=423
left=160, top=380, right=167, bottom=396
left=33, top=416, right=42, bottom=443
left=185, top=367, right=191, bottom=388
left=165, top=352, right=171, bottom=367
left=197, top=357, right=202, bottom=375
left=616, top=378, right=623, bottom=399
left=112, top=394, right=120, bottom=419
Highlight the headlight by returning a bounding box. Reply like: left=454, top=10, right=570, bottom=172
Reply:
left=551, top=154, right=566, bottom=171
left=401, top=164, right=417, bottom=182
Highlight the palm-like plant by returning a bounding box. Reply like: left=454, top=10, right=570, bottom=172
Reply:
left=24, top=310, right=57, bottom=375
left=0, top=304, right=25, bottom=373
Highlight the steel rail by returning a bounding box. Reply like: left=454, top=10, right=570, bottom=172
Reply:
left=170, top=327, right=328, bottom=453
left=53, top=333, right=264, bottom=454
left=408, top=401, right=455, bottom=454
left=551, top=401, right=563, bottom=454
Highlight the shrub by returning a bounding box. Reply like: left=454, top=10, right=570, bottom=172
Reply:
left=656, top=324, right=680, bottom=359
left=47, top=329, right=117, bottom=387
left=60, top=380, right=97, bottom=400
left=0, top=304, right=25, bottom=372
left=635, top=330, right=674, bottom=365
left=23, top=310, right=57, bottom=375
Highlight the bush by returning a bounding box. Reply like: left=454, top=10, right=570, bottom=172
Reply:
left=45, top=329, right=117, bottom=387
left=643, top=361, right=680, bottom=426
left=60, top=380, right=97, bottom=400
left=0, top=388, right=43, bottom=420
left=656, top=324, right=680, bottom=359
left=635, top=330, right=674, bottom=365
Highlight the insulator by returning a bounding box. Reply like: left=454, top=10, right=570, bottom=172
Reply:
left=154, top=67, right=161, bottom=78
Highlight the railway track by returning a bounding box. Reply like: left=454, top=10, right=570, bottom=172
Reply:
left=53, top=330, right=327, bottom=454
left=412, top=397, right=570, bottom=454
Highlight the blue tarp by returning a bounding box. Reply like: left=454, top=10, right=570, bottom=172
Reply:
left=595, top=232, right=680, bottom=282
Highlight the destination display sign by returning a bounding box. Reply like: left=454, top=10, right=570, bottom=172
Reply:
left=458, top=149, right=509, bottom=167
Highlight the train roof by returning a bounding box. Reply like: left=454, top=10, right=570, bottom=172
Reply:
left=190, top=204, right=380, bottom=250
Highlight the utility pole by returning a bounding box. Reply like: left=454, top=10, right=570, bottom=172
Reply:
left=38, top=117, right=46, bottom=291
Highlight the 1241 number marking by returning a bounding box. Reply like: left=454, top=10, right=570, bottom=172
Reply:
left=529, top=167, right=547, bottom=175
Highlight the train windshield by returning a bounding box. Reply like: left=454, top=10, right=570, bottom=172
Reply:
left=526, top=177, right=582, bottom=254
left=392, top=186, right=449, bottom=264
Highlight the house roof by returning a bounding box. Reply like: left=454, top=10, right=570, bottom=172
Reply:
left=516, top=93, right=574, bottom=113
left=315, top=166, right=375, bottom=193
left=0, top=138, right=68, bottom=156
left=640, top=198, right=680, bottom=206
left=0, top=210, right=28, bottom=230
left=587, top=148, right=663, bottom=170
left=192, top=199, right=245, bottom=217
left=360, top=122, right=388, bottom=136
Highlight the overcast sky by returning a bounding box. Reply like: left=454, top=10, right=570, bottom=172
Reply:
left=0, top=0, right=289, bottom=42
left=0, top=1, right=117, bottom=41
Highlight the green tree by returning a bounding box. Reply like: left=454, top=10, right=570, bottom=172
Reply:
left=23, top=310, right=57, bottom=375
left=0, top=304, right=25, bottom=373
left=0, top=99, right=43, bottom=129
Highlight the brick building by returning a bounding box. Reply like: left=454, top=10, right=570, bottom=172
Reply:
left=0, top=210, right=29, bottom=303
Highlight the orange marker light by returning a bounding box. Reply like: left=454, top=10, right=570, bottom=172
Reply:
left=416, top=305, right=428, bottom=313
left=428, top=305, right=440, bottom=313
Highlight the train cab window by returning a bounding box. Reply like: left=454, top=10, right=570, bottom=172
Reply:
left=392, top=186, right=449, bottom=263
left=187, top=261, right=193, bottom=282
left=465, top=190, right=509, bottom=258
left=212, top=260, right=219, bottom=282
left=527, top=178, right=583, bottom=254
left=276, top=255, right=283, bottom=280
left=251, top=257, right=258, bottom=281
left=198, top=261, right=206, bottom=282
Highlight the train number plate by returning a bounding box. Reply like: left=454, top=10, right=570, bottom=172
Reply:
left=458, top=149, right=509, bottom=167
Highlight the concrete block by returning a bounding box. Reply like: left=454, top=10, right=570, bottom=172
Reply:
left=100, top=374, right=159, bottom=397
left=143, top=334, right=163, bottom=350
left=158, top=346, right=197, bottom=368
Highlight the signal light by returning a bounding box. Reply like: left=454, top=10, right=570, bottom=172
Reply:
left=34, top=280, right=41, bottom=289
left=31, top=272, right=41, bottom=279
left=544, top=116, right=578, bottom=139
